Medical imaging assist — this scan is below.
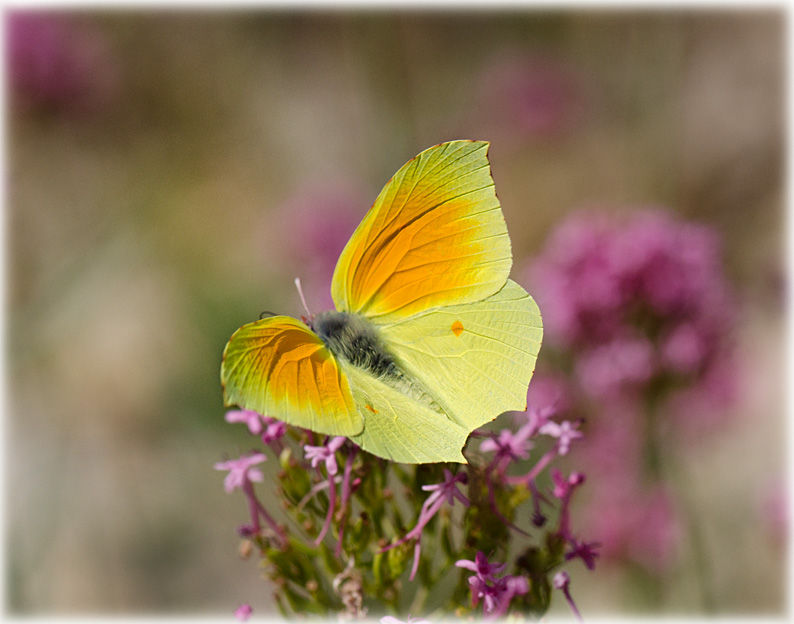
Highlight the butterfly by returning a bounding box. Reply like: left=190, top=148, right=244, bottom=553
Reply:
left=221, top=140, right=542, bottom=464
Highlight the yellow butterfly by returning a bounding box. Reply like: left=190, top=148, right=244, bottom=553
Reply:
left=221, top=140, right=542, bottom=464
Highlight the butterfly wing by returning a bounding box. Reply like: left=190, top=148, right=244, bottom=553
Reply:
left=331, top=140, right=512, bottom=322
left=221, top=316, right=363, bottom=436
left=377, top=280, right=542, bottom=433
left=342, top=364, right=470, bottom=464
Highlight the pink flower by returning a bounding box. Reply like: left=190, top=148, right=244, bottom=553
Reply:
left=551, top=470, right=585, bottom=540
left=223, top=410, right=287, bottom=450
left=480, top=427, right=533, bottom=465
left=553, top=571, right=581, bottom=621
left=233, top=603, right=253, bottom=621
left=455, top=551, right=506, bottom=583
left=419, top=469, right=470, bottom=514
left=215, top=453, right=266, bottom=494
left=304, top=436, right=346, bottom=476
left=527, top=209, right=736, bottom=377
left=526, top=207, right=739, bottom=449
left=260, top=416, right=287, bottom=445
left=216, top=452, right=286, bottom=547
left=381, top=470, right=469, bottom=581
left=575, top=337, right=655, bottom=398
left=660, top=322, right=708, bottom=374
left=8, top=13, right=118, bottom=113
left=303, top=437, right=347, bottom=545
left=224, top=409, right=264, bottom=436
left=458, top=551, right=529, bottom=619
left=488, top=575, right=529, bottom=619
left=565, top=539, right=600, bottom=570
left=538, top=419, right=583, bottom=456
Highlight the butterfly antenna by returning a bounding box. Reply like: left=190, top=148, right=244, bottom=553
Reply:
left=294, top=277, right=313, bottom=318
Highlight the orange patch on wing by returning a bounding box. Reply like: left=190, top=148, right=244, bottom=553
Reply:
left=365, top=404, right=379, bottom=414
left=451, top=320, right=464, bottom=337
left=221, top=316, right=362, bottom=436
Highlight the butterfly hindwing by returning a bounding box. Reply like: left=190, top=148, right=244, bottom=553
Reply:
left=342, top=363, right=469, bottom=464
left=221, top=316, right=363, bottom=436
left=331, top=140, right=512, bottom=322
left=378, top=280, right=543, bottom=433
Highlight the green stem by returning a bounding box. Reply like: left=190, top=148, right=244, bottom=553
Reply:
left=645, top=397, right=716, bottom=613
left=666, top=448, right=717, bottom=613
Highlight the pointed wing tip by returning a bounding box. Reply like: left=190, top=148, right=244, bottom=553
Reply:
left=426, top=138, right=491, bottom=152
left=460, top=139, right=492, bottom=153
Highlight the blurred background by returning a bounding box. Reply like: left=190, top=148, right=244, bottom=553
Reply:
left=6, top=8, right=785, bottom=617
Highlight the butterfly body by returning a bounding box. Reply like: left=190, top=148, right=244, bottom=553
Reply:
left=221, top=140, right=543, bottom=464
left=312, top=311, right=399, bottom=379
left=312, top=310, right=446, bottom=419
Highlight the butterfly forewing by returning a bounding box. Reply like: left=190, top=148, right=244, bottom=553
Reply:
left=331, top=140, right=512, bottom=322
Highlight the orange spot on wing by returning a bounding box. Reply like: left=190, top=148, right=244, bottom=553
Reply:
left=451, top=320, right=464, bottom=337
left=365, top=404, right=379, bottom=414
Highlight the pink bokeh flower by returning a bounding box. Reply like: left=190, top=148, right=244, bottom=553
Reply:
left=588, top=485, right=680, bottom=572
left=233, top=603, right=253, bottom=621
left=529, top=209, right=734, bottom=351
left=225, top=409, right=265, bottom=436
left=266, top=182, right=368, bottom=312
left=525, top=208, right=738, bottom=574
left=469, top=53, right=585, bottom=144
left=527, top=208, right=738, bottom=425
left=8, top=12, right=119, bottom=114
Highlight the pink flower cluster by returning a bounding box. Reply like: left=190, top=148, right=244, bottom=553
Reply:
left=8, top=13, right=118, bottom=114
left=456, top=552, right=530, bottom=620
left=219, top=397, right=591, bottom=618
left=527, top=208, right=738, bottom=425
left=525, top=208, right=739, bottom=573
